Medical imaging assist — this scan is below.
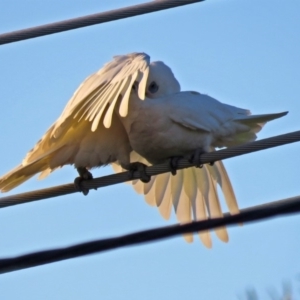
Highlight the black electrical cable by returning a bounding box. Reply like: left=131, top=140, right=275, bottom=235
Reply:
left=0, top=195, right=299, bottom=274
left=0, top=0, right=204, bottom=45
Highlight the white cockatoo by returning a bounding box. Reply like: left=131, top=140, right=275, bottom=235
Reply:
left=0, top=52, right=268, bottom=247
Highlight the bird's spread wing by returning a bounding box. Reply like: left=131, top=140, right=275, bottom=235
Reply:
left=22, top=54, right=150, bottom=168
left=53, top=52, right=150, bottom=138
left=111, top=151, right=239, bottom=248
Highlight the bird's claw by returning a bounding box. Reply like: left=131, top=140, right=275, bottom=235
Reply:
left=169, top=156, right=183, bottom=176
left=74, top=167, right=94, bottom=196
left=188, top=148, right=206, bottom=168
left=128, top=162, right=151, bottom=183
left=74, top=177, right=90, bottom=196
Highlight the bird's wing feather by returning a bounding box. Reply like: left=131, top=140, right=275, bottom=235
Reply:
left=111, top=150, right=238, bottom=247
left=166, top=92, right=242, bottom=133
left=207, top=149, right=239, bottom=215
left=170, top=115, right=211, bottom=132
left=52, top=52, right=150, bottom=137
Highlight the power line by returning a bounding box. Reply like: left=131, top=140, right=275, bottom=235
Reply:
left=0, top=194, right=299, bottom=275
left=0, top=130, right=299, bottom=209
left=0, top=0, right=204, bottom=45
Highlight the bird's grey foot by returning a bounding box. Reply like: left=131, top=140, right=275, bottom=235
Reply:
left=74, top=167, right=93, bottom=196
left=188, top=148, right=207, bottom=168
left=169, top=156, right=183, bottom=176
left=128, top=162, right=151, bottom=183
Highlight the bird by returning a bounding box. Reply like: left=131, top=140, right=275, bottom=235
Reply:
left=0, top=52, right=268, bottom=247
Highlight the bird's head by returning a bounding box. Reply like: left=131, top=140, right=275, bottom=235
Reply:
left=144, top=61, right=181, bottom=98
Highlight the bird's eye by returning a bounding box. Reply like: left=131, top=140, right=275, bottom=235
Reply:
left=148, top=81, right=159, bottom=94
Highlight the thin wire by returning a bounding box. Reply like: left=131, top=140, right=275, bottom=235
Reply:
left=0, top=130, right=299, bottom=209
left=0, top=194, right=299, bottom=274
left=0, top=0, right=204, bottom=45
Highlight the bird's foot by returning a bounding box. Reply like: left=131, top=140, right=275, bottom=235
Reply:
left=74, top=167, right=93, bottom=196
left=169, top=156, right=183, bottom=176
left=127, top=162, right=151, bottom=183
left=188, top=148, right=207, bottom=168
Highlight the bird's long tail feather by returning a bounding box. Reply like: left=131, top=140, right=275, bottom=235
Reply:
left=0, top=158, right=52, bottom=192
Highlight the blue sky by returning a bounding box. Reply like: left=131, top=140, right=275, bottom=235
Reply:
left=0, top=0, right=300, bottom=299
